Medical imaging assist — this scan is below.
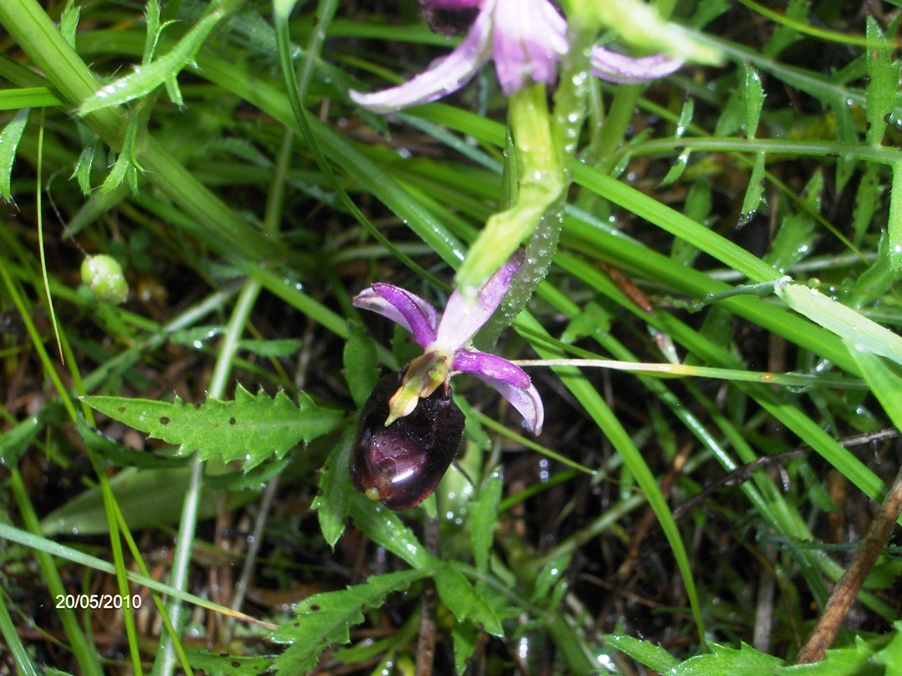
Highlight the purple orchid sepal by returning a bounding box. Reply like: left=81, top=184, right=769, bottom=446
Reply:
left=349, top=0, right=682, bottom=114
left=352, top=250, right=544, bottom=435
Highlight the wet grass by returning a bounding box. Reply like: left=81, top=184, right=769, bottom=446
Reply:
left=2, top=0, right=902, bottom=673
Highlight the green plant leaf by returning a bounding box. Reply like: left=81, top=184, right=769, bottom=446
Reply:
left=270, top=568, right=431, bottom=674
left=889, top=160, right=902, bottom=273
left=235, top=338, right=302, bottom=358
left=865, top=16, right=901, bottom=147
left=778, top=636, right=876, bottom=674
left=79, top=4, right=227, bottom=113
left=470, top=468, right=503, bottom=573
left=40, top=466, right=258, bottom=536
left=739, top=151, right=767, bottom=226
left=678, top=641, right=785, bottom=674
left=764, top=171, right=821, bottom=272
left=846, top=341, right=902, bottom=431
left=452, top=620, right=479, bottom=676
left=0, top=108, right=29, bottom=202
left=870, top=621, right=902, bottom=673
left=604, top=634, right=679, bottom=673
left=60, top=0, right=79, bottom=48
left=744, top=63, right=765, bottom=139
left=75, top=415, right=188, bottom=469
left=776, top=282, right=902, bottom=366
left=343, top=320, right=379, bottom=410
left=184, top=651, right=273, bottom=675
left=312, top=427, right=355, bottom=548
left=349, top=493, right=432, bottom=568
left=0, top=402, right=66, bottom=466
left=82, top=385, right=344, bottom=470
left=435, top=564, right=502, bottom=637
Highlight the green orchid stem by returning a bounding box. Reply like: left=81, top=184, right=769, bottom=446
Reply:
left=478, top=25, right=594, bottom=347
left=456, top=84, right=564, bottom=296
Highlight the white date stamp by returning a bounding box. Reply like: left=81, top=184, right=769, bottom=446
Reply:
left=54, top=594, right=142, bottom=610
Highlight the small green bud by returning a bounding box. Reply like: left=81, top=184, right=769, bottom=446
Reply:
left=81, top=254, right=128, bottom=304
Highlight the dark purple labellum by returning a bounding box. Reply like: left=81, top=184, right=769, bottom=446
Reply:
left=350, top=370, right=465, bottom=510
left=417, top=2, right=478, bottom=37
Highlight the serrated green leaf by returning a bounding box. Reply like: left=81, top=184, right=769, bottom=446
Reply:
left=738, top=152, right=766, bottom=226
left=60, top=0, right=80, bottom=49
left=471, top=468, right=502, bottom=573
left=863, top=559, right=902, bottom=591
left=143, top=0, right=161, bottom=64
left=678, top=641, right=784, bottom=674
left=778, top=636, right=875, bottom=675
left=764, top=0, right=807, bottom=56
left=865, top=17, right=901, bottom=147
left=344, top=320, right=379, bottom=409
left=453, top=620, right=479, bottom=676
left=271, top=569, right=430, bottom=674
left=75, top=415, right=188, bottom=469
left=71, top=141, right=97, bottom=195
left=185, top=650, right=273, bottom=676
left=312, top=427, right=355, bottom=547
left=0, top=108, right=29, bottom=203
left=435, top=565, right=502, bottom=636
left=871, top=621, right=902, bottom=674
left=82, top=385, right=344, bottom=470
left=80, top=8, right=225, bottom=113
left=604, top=634, right=679, bottom=673
left=744, top=63, right=765, bottom=139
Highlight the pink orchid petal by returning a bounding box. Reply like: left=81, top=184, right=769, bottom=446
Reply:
left=435, top=250, right=524, bottom=350
left=353, top=283, right=438, bottom=347
left=452, top=349, right=531, bottom=390
left=467, top=370, right=544, bottom=435
left=591, top=47, right=683, bottom=84
left=491, top=0, right=568, bottom=93
left=348, top=2, right=494, bottom=113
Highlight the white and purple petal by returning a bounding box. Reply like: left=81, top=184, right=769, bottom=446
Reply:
left=467, top=369, right=544, bottom=435
left=353, top=283, right=438, bottom=347
left=452, top=348, right=531, bottom=390
left=491, top=0, right=568, bottom=94
left=434, top=249, right=524, bottom=350
left=349, top=3, right=494, bottom=113
left=591, top=47, right=683, bottom=84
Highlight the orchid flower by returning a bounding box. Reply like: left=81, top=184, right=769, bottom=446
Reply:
left=353, top=250, right=544, bottom=435
left=350, top=251, right=542, bottom=509
left=349, top=0, right=683, bottom=113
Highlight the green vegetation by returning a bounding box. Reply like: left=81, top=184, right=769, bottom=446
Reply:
left=2, top=0, right=902, bottom=673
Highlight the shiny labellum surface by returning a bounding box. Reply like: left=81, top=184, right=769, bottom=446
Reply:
left=350, top=370, right=465, bottom=510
